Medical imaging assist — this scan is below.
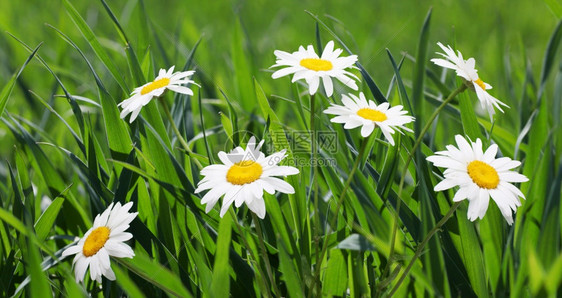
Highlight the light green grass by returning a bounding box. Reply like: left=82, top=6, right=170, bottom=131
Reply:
left=0, top=0, right=561, bottom=297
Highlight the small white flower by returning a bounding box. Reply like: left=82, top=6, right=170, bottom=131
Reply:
left=271, top=40, right=359, bottom=97
left=323, top=92, right=414, bottom=146
left=195, top=137, right=299, bottom=219
left=119, top=66, right=196, bottom=123
left=431, top=42, right=508, bottom=120
left=426, top=135, right=529, bottom=224
left=62, top=202, right=138, bottom=283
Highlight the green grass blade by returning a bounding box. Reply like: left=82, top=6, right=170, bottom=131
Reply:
left=210, top=212, right=232, bottom=297
left=27, top=235, right=51, bottom=297
left=118, top=253, right=192, bottom=298
left=113, top=265, right=147, bottom=298
left=412, top=8, right=431, bottom=127
left=44, top=25, right=134, bottom=160
left=457, top=207, right=490, bottom=298
left=34, top=196, right=65, bottom=242
left=62, top=0, right=129, bottom=94
left=458, top=89, right=483, bottom=140
left=7, top=33, right=86, bottom=137
left=538, top=19, right=562, bottom=99
left=0, top=43, right=41, bottom=119
left=231, top=18, right=255, bottom=111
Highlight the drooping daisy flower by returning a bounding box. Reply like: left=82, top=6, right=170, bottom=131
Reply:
left=271, top=40, right=359, bottom=97
left=119, top=66, right=197, bottom=123
left=323, top=92, right=414, bottom=145
left=195, top=137, right=299, bottom=219
left=426, top=135, right=528, bottom=224
left=430, top=42, right=508, bottom=120
left=62, top=202, right=138, bottom=283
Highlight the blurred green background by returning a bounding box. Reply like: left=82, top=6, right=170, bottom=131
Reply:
left=0, top=0, right=559, bottom=157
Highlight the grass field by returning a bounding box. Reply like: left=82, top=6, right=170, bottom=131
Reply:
left=0, top=0, right=561, bottom=297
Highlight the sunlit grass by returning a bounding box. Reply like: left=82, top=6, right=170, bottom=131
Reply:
left=0, top=0, right=561, bottom=297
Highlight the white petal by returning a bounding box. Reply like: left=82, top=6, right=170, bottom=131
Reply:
left=499, top=172, right=529, bottom=183
left=262, top=177, right=295, bottom=194
left=489, top=188, right=514, bottom=225
left=247, top=198, right=267, bottom=219
left=74, top=256, right=90, bottom=282
left=434, top=178, right=458, bottom=191
left=360, top=123, right=375, bottom=137
left=167, top=85, right=193, bottom=95
left=322, top=76, right=334, bottom=97
left=308, top=77, right=320, bottom=95
left=62, top=244, right=82, bottom=258
left=104, top=241, right=135, bottom=258
left=272, top=66, right=301, bottom=79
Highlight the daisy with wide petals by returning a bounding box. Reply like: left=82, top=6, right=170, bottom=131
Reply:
left=271, top=40, right=359, bottom=97
left=431, top=42, right=508, bottom=120
left=195, top=137, right=299, bottom=219
left=119, top=66, right=197, bottom=123
left=427, top=135, right=528, bottom=224
left=62, top=202, right=138, bottom=283
left=323, top=92, right=414, bottom=145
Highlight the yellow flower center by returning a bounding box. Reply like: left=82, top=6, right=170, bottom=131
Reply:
left=299, top=58, right=333, bottom=71
left=141, top=78, right=170, bottom=95
left=357, top=108, right=387, bottom=122
left=467, top=160, right=499, bottom=189
left=226, top=160, right=263, bottom=185
left=83, top=227, right=110, bottom=257
left=474, top=78, right=486, bottom=90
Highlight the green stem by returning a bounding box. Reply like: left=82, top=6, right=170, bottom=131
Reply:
left=229, top=210, right=272, bottom=298
left=159, top=98, right=203, bottom=169
left=252, top=213, right=282, bottom=297
left=308, top=94, right=323, bottom=296
left=388, top=201, right=462, bottom=296
left=312, top=137, right=370, bottom=292
left=381, top=84, right=467, bottom=291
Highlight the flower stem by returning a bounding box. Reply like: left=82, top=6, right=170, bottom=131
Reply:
left=312, top=136, right=370, bottom=293
left=308, top=94, right=323, bottom=295
left=252, top=212, right=282, bottom=297
left=229, top=210, right=272, bottom=298
left=380, top=84, right=467, bottom=291
left=388, top=201, right=462, bottom=296
left=159, top=98, right=203, bottom=169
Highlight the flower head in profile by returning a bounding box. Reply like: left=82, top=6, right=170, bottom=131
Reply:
left=271, top=40, right=359, bottom=97
left=119, top=66, right=197, bottom=123
left=323, top=92, right=414, bottom=146
left=195, top=137, right=299, bottom=219
left=427, top=135, right=528, bottom=224
left=62, top=202, right=138, bottom=283
left=431, top=42, right=508, bottom=120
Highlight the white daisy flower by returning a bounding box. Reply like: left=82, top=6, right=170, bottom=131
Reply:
left=426, top=135, right=528, bottom=224
left=61, top=202, right=138, bottom=283
left=323, top=92, right=414, bottom=146
left=195, top=137, right=299, bottom=219
left=271, top=40, right=359, bottom=97
left=119, top=66, right=196, bottom=123
left=431, top=42, right=509, bottom=120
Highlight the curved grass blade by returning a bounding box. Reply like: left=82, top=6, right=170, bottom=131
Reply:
left=62, top=0, right=129, bottom=94
left=117, top=253, right=193, bottom=298
left=538, top=19, right=562, bottom=100
left=7, top=33, right=86, bottom=139
left=46, top=23, right=133, bottom=160
left=0, top=43, right=42, bottom=119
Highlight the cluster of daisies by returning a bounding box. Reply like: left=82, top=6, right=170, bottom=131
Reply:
left=60, top=39, right=528, bottom=284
